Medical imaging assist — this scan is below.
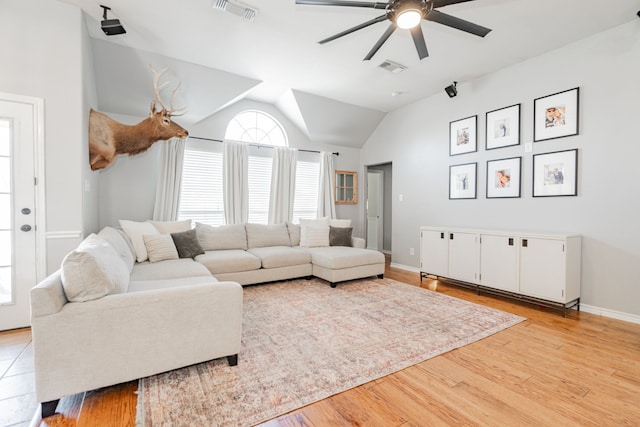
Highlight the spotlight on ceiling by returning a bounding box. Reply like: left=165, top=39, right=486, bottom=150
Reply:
left=100, top=5, right=126, bottom=36
left=445, top=81, right=458, bottom=98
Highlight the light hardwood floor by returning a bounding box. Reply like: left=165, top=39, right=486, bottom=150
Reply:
left=1, top=262, right=639, bottom=426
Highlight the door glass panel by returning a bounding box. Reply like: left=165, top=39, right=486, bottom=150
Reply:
left=0, top=119, right=11, bottom=304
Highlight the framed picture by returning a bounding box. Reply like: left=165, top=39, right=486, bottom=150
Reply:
left=486, top=157, right=521, bottom=198
left=534, top=87, right=579, bottom=142
left=449, top=115, right=477, bottom=156
left=486, top=104, right=520, bottom=150
left=449, top=162, right=477, bottom=199
left=533, top=149, right=578, bottom=197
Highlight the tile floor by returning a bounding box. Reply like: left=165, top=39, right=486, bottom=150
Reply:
left=0, top=328, right=36, bottom=426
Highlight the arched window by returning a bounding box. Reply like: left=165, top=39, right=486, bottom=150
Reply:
left=225, top=110, right=287, bottom=146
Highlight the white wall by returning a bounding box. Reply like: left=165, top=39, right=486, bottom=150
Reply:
left=361, top=21, right=640, bottom=318
left=98, top=99, right=365, bottom=236
left=0, top=0, right=96, bottom=273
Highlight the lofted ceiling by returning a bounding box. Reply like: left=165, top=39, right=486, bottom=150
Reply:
left=60, top=0, right=638, bottom=147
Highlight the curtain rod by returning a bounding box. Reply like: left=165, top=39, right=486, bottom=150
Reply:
left=189, top=136, right=339, bottom=156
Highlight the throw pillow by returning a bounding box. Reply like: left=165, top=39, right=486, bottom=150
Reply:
left=329, top=219, right=352, bottom=228
left=61, top=234, right=130, bottom=302
left=329, top=226, right=353, bottom=247
left=171, top=229, right=205, bottom=259
left=299, top=218, right=330, bottom=247
left=300, top=224, right=330, bottom=248
left=119, top=220, right=159, bottom=263
left=286, top=221, right=301, bottom=246
left=143, top=234, right=179, bottom=263
left=195, top=222, right=248, bottom=251
left=148, top=219, right=192, bottom=234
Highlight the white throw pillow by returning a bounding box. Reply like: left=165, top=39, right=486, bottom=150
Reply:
left=329, top=219, right=352, bottom=228
left=299, top=218, right=330, bottom=247
left=119, top=220, right=159, bottom=262
left=148, top=219, right=192, bottom=234
left=143, top=234, right=179, bottom=263
left=61, top=234, right=130, bottom=302
left=300, top=224, right=330, bottom=248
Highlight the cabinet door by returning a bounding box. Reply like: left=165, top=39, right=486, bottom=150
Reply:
left=448, top=231, right=479, bottom=283
left=420, top=229, right=448, bottom=277
left=480, top=234, right=518, bottom=292
left=519, top=237, right=566, bottom=302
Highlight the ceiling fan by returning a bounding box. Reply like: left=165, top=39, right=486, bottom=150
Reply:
left=295, top=0, right=491, bottom=61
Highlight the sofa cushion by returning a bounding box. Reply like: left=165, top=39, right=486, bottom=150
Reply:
left=171, top=229, right=205, bottom=259
left=98, top=227, right=136, bottom=271
left=119, top=220, right=159, bottom=262
left=130, top=258, right=211, bottom=281
left=248, top=246, right=311, bottom=269
left=60, top=234, right=130, bottom=302
left=299, top=218, right=330, bottom=247
left=143, top=234, right=179, bottom=263
left=329, top=219, right=352, bottom=228
left=196, top=223, right=248, bottom=251
left=127, top=276, right=218, bottom=293
left=309, top=246, right=385, bottom=270
left=286, top=222, right=301, bottom=246
left=329, top=226, right=353, bottom=247
left=245, top=223, right=291, bottom=248
left=148, top=219, right=192, bottom=234
left=196, top=250, right=261, bottom=274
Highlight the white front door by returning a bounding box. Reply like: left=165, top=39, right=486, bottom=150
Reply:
left=0, top=96, right=43, bottom=330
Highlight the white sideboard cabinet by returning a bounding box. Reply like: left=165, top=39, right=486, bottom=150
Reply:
left=419, top=227, right=581, bottom=316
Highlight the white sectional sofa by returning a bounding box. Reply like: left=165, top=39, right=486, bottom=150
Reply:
left=30, top=219, right=385, bottom=418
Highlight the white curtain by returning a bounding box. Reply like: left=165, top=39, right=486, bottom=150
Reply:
left=223, top=140, right=248, bottom=224
left=268, top=147, right=298, bottom=224
left=317, top=151, right=336, bottom=219
left=152, top=137, right=187, bottom=221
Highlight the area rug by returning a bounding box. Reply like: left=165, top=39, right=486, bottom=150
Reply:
left=136, top=277, right=524, bottom=426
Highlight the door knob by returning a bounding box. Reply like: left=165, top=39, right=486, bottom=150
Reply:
left=21, top=208, right=31, bottom=215
left=20, top=224, right=32, bottom=232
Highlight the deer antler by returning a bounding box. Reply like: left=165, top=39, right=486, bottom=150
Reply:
left=150, top=65, right=186, bottom=116
left=168, top=81, right=186, bottom=116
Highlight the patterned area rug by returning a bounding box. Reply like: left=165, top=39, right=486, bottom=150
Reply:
left=137, top=277, right=524, bottom=426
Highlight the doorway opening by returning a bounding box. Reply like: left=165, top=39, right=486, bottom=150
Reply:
left=365, top=163, right=392, bottom=256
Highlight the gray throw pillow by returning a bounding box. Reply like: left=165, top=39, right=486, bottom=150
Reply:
left=171, top=229, right=205, bottom=259
left=329, top=226, right=353, bottom=247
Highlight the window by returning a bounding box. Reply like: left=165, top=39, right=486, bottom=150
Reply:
left=247, top=148, right=272, bottom=224
left=178, top=139, right=224, bottom=226
left=225, top=110, right=287, bottom=147
left=292, top=152, right=320, bottom=223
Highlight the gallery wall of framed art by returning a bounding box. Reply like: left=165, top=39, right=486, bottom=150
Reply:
left=446, top=87, right=580, bottom=200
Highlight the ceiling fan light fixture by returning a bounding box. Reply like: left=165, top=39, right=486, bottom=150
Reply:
left=396, top=9, right=422, bottom=29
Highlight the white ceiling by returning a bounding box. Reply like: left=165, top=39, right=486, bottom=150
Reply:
left=60, top=0, right=639, bottom=147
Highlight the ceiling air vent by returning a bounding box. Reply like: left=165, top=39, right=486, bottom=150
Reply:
left=213, top=0, right=258, bottom=22
left=378, top=60, right=407, bottom=74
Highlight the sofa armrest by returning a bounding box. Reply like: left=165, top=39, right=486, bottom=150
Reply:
left=352, top=237, right=366, bottom=248
left=32, top=281, right=243, bottom=403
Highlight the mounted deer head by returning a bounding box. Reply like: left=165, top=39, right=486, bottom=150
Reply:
left=88, top=66, right=189, bottom=171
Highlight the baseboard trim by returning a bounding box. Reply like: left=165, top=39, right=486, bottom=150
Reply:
left=388, top=264, right=640, bottom=325
left=580, top=304, right=640, bottom=325
left=389, top=262, right=420, bottom=273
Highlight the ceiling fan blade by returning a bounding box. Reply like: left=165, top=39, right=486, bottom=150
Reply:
left=410, top=25, right=429, bottom=59
left=364, top=22, right=396, bottom=61
left=426, top=9, right=491, bottom=37
left=296, top=0, right=389, bottom=10
left=319, top=14, right=389, bottom=44
left=433, top=0, right=475, bottom=8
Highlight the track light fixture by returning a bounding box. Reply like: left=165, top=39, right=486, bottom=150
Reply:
left=445, top=81, right=458, bottom=98
left=100, top=5, right=126, bottom=36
